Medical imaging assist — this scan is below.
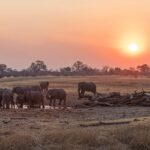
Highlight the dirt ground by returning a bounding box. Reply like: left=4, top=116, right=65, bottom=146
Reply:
left=1, top=106, right=150, bottom=133
left=0, top=106, right=150, bottom=149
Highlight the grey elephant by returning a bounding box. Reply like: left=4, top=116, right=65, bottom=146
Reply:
left=40, top=81, right=49, bottom=92
left=25, top=91, right=44, bottom=109
left=78, top=82, right=96, bottom=99
left=2, top=89, right=14, bottom=109
left=46, top=89, right=66, bottom=109
left=17, top=90, right=44, bottom=109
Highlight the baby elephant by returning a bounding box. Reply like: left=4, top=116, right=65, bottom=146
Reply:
left=46, top=89, right=66, bottom=109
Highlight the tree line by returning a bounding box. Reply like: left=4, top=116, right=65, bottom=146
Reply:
left=0, top=60, right=149, bottom=77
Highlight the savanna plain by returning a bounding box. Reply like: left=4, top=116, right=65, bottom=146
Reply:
left=0, top=75, right=150, bottom=150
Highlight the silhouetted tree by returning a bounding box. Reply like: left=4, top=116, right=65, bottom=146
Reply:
left=101, top=66, right=109, bottom=74
left=6, top=68, right=13, bottom=73
left=60, top=67, right=72, bottom=73
left=72, top=61, right=87, bottom=72
left=108, top=68, right=115, bottom=74
left=0, top=60, right=150, bottom=77
left=114, top=67, right=122, bottom=75
left=28, top=60, right=47, bottom=73
left=137, top=64, right=150, bottom=74
left=0, top=64, right=7, bottom=73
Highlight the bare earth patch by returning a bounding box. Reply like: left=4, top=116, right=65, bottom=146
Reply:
left=0, top=107, right=149, bottom=150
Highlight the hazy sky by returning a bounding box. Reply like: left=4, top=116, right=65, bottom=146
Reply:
left=0, top=0, right=150, bottom=69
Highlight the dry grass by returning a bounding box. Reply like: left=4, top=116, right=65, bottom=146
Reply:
left=1, top=75, right=150, bottom=93
left=0, top=134, right=38, bottom=150
left=42, top=125, right=150, bottom=150
left=42, top=128, right=119, bottom=150
left=114, top=124, right=150, bottom=150
left=43, top=128, right=101, bottom=147
left=0, top=124, right=150, bottom=150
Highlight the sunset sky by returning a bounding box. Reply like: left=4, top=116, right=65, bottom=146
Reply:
left=0, top=0, right=150, bottom=70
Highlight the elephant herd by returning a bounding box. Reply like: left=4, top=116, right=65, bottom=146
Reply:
left=0, top=81, right=97, bottom=110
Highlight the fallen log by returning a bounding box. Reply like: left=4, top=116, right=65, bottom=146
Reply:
left=74, top=104, right=91, bottom=109
left=2, top=119, right=11, bottom=124
left=83, top=101, right=113, bottom=107
left=109, top=92, right=121, bottom=98
left=80, top=120, right=132, bottom=127
left=10, top=117, right=28, bottom=120
left=78, top=90, right=150, bottom=108
left=96, top=102, right=113, bottom=107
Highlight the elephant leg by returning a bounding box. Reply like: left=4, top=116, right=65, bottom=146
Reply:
left=20, top=104, right=23, bottom=109
left=42, top=99, right=45, bottom=109
left=63, top=98, right=66, bottom=109
left=10, top=103, right=12, bottom=109
left=28, top=100, right=31, bottom=109
left=11, top=100, right=14, bottom=109
left=81, top=90, right=85, bottom=97
left=49, top=99, right=52, bottom=109
left=2, top=101, right=5, bottom=109
left=58, top=99, right=62, bottom=109
left=20, top=101, right=24, bottom=108
left=0, top=100, right=2, bottom=108
left=53, top=99, right=56, bottom=109
left=78, top=90, right=81, bottom=99
left=6, top=101, right=9, bottom=109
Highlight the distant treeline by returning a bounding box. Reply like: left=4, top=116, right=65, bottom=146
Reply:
left=0, top=60, right=149, bottom=77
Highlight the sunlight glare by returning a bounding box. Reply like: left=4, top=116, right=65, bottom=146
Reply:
left=128, top=43, right=138, bottom=54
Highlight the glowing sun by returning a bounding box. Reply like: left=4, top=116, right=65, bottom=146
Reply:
left=118, top=33, right=146, bottom=57
left=128, top=43, right=139, bottom=54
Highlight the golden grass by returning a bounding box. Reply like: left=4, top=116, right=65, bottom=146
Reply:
left=0, top=134, right=37, bottom=150
left=40, top=124, right=150, bottom=150
left=114, top=125, right=150, bottom=150
left=1, top=75, right=150, bottom=93
left=43, top=128, right=101, bottom=147
left=0, top=124, right=150, bottom=150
